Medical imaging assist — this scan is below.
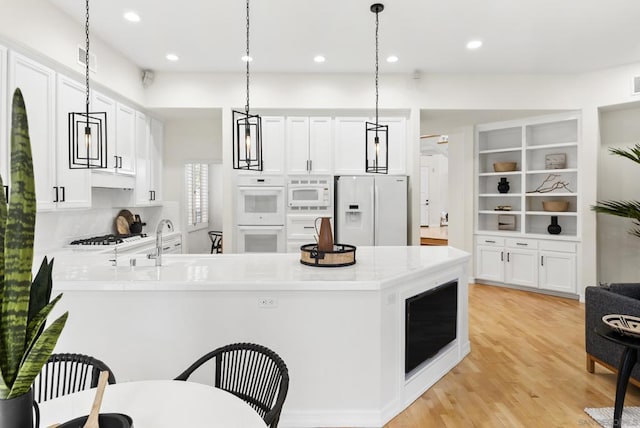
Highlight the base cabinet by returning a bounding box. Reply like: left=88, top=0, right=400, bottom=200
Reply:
left=475, top=235, right=577, bottom=295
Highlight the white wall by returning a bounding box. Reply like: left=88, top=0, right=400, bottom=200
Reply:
left=161, top=110, right=222, bottom=253
left=0, top=0, right=144, bottom=105
left=597, top=105, right=640, bottom=283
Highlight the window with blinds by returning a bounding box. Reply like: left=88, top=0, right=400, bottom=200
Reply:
left=185, top=163, right=209, bottom=228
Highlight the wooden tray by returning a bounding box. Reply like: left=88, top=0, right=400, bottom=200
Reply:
left=602, top=314, right=640, bottom=338
left=300, top=244, right=356, bottom=267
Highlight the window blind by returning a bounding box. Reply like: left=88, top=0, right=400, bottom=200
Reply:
left=185, top=163, right=209, bottom=227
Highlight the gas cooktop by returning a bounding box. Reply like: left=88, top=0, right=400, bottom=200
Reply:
left=69, top=233, right=147, bottom=246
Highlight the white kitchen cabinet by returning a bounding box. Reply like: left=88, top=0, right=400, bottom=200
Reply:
left=115, top=102, right=136, bottom=175
left=538, top=241, right=576, bottom=293
left=261, top=116, right=285, bottom=174
left=90, top=90, right=116, bottom=171
left=8, top=52, right=57, bottom=211
left=134, top=114, right=163, bottom=206
left=475, top=235, right=576, bottom=294
left=287, top=116, right=332, bottom=174
left=335, top=116, right=407, bottom=175
left=54, top=74, right=91, bottom=209
left=334, top=117, right=367, bottom=174
left=148, top=117, right=163, bottom=204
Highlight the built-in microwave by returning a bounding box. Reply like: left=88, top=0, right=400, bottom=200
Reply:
left=287, top=177, right=331, bottom=209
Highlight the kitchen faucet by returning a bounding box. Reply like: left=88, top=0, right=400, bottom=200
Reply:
left=148, top=219, right=174, bottom=266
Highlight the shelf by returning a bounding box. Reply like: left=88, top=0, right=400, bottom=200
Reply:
left=526, top=168, right=577, bottom=175
left=479, top=210, right=522, bottom=215
left=478, top=193, right=521, bottom=197
left=525, top=142, right=578, bottom=151
left=479, top=171, right=520, bottom=177
left=525, top=192, right=577, bottom=197
left=526, top=211, right=577, bottom=216
left=478, top=147, right=521, bottom=155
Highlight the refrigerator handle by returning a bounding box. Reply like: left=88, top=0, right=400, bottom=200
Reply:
left=374, top=184, right=379, bottom=246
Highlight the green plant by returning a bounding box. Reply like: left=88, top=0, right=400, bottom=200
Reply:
left=591, top=144, right=640, bottom=237
left=0, top=88, right=68, bottom=399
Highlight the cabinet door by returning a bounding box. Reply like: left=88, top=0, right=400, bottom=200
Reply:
left=475, top=245, right=504, bottom=282
left=8, top=52, right=56, bottom=211
left=149, top=117, right=163, bottom=204
left=116, top=103, right=136, bottom=175
left=91, top=90, right=117, bottom=172
left=334, top=117, right=367, bottom=174
left=539, top=250, right=576, bottom=293
left=134, top=111, right=150, bottom=206
left=286, top=117, right=310, bottom=174
left=55, top=75, right=91, bottom=209
left=261, top=116, right=285, bottom=174
left=379, top=117, right=407, bottom=175
left=309, top=117, right=332, bottom=174
left=505, top=248, right=538, bottom=288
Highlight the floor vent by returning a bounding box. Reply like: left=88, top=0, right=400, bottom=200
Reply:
left=77, top=46, right=97, bottom=73
left=632, top=75, right=640, bottom=96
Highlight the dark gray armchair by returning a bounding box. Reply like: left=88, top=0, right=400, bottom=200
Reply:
left=585, top=283, right=640, bottom=386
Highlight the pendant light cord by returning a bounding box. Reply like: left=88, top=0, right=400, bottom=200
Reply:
left=245, top=0, right=250, bottom=115
left=85, top=0, right=90, bottom=117
left=375, top=8, right=379, bottom=126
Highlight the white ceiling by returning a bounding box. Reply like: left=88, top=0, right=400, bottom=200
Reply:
left=48, top=0, right=640, bottom=74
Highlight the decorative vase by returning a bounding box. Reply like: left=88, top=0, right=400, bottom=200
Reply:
left=315, top=217, right=334, bottom=252
left=497, top=177, right=510, bottom=194
left=0, top=389, right=39, bottom=428
left=547, top=216, right=562, bottom=235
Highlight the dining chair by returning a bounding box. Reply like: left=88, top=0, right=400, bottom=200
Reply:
left=33, top=353, right=116, bottom=403
left=208, top=230, right=223, bottom=254
left=175, top=342, right=289, bottom=428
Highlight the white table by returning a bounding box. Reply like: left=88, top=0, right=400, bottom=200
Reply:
left=38, top=380, right=268, bottom=428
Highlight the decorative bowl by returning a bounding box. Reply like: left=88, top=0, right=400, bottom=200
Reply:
left=602, top=314, right=640, bottom=338
left=542, top=200, right=569, bottom=212
left=493, top=162, right=517, bottom=172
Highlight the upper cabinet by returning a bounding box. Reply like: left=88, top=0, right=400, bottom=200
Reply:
left=134, top=113, right=163, bottom=206
left=334, top=116, right=406, bottom=175
left=261, top=116, right=285, bottom=175
left=286, top=116, right=332, bottom=174
left=475, top=112, right=580, bottom=237
left=115, top=102, right=136, bottom=175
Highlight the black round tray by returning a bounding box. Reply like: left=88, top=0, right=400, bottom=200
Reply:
left=300, top=243, right=356, bottom=267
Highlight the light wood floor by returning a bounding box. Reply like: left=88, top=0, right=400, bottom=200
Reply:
left=384, top=284, right=640, bottom=427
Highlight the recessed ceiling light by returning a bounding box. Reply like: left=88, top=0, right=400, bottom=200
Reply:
left=241, top=55, right=253, bottom=62
left=314, top=55, right=326, bottom=63
left=123, top=11, right=140, bottom=22
left=466, top=40, right=483, bottom=50
left=166, top=53, right=179, bottom=62
left=386, top=55, right=399, bottom=63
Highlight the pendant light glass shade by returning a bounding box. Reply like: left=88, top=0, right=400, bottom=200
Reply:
left=233, top=0, right=263, bottom=171
left=69, top=0, right=108, bottom=169
left=365, top=3, right=388, bottom=174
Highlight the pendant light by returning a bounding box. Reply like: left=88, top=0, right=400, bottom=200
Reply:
left=365, top=3, right=389, bottom=174
left=69, top=0, right=107, bottom=169
left=232, top=0, right=263, bottom=171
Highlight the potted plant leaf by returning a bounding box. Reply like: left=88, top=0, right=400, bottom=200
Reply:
left=592, top=144, right=640, bottom=236
left=0, top=88, right=68, bottom=428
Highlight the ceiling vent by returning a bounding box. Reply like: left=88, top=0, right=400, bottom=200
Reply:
left=77, top=45, right=97, bottom=73
left=632, top=75, right=640, bottom=96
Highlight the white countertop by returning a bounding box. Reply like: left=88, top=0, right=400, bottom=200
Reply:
left=51, top=246, right=470, bottom=292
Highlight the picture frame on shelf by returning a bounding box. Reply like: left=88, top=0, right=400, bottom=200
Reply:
left=498, top=214, right=516, bottom=230
left=545, top=153, right=566, bottom=169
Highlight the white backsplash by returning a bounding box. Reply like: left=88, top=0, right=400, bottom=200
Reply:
left=34, top=188, right=169, bottom=258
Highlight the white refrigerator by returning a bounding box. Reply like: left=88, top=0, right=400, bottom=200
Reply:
left=334, top=175, right=407, bottom=246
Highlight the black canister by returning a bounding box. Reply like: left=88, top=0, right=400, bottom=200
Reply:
left=547, top=216, right=562, bottom=235
left=497, top=177, right=510, bottom=194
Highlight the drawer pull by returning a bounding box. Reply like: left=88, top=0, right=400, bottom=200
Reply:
left=303, top=226, right=315, bottom=229
left=485, top=240, right=496, bottom=243
left=516, top=243, right=528, bottom=246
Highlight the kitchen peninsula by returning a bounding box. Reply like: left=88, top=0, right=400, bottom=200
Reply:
left=49, top=246, right=470, bottom=427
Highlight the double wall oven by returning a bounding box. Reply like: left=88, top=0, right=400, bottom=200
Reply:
left=236, top=176, right=286, bottom=253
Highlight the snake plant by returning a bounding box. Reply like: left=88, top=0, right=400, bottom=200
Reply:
left=0, top=88, right=68, bottom=399
left=592, top=144, right=640, bottom=237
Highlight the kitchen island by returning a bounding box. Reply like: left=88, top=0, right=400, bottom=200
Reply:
left=49, top=246, right=470, bottom=428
